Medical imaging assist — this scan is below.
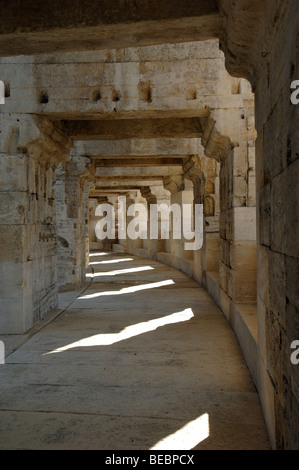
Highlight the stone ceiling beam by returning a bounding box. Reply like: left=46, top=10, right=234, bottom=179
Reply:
left=90, top=190, right=135, bottom=196
left=92, top=185, right=149, bottom=192
left=96, top=175, right=163, bottom=182
left=0, top=0, right=219, bottom=57
left=58, top=117, right=203, bottom=141
left=95, top=158, right=185, bottom=167
left=93, top=154, right=189, bottom=160
left=95, top=181, right=161, bottom=188
left=95, top=166, right=183, bottom=177
left=73, top=138, right=204, bottom=157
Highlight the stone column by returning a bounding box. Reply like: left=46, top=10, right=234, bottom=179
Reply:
left=88, top=195, right=114, bottom=252
left=123, top=191, right=145, bottom=255
left=141, top=185, right=173, bottom=260
left=162, top=174, right=193, bottom=275
left=149, top=184, right=171, bottom=257
left=83, top=180, right=95, bottom=266
left=183, top=154, right=220, bottom=285
left=218, top=127, right=257, bottom=315
left=199, top=106, right=257, bottom=312
left=55, top=155, right=95, bottom=291
left=0, top=115, right=72, bottom=333
left=0, top=152, right=39, bottom=333
left=140, top=187, right=157, bottom=258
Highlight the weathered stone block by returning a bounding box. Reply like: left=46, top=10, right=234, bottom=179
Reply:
left=234, top=268, right=257, bottom=303
left=268, top=250, right=287, bottom=330
left=271, top=159, right=299, bottom=258
left=0, top=192, right=29, bottom=224
left=257, top=183, right=271, bottom=247
left=0, top=154, right=28, bottom=191
left=230, top=241, right=256, bottom=271
left=248, top=174, right=256, bottom=207
left=0, top=225, right=27, bottom=263
left=257, top=245, right=270, bottom=309
left=233, top=146, right=248, bottom=177
left=205, top=232, right=220, bottom=272
left=233, top=175, right=248, bottom=207
left=233, top=207, right=256, bottom=241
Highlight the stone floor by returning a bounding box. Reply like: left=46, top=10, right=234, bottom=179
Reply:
left=0, top=252, right=270, bottom=450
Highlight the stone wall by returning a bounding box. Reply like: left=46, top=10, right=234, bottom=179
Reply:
left=253, top=1, right=299, bottom=450
left=0, top=152, right=57, bottom=333
left=218, top=0, right=299, bottom=449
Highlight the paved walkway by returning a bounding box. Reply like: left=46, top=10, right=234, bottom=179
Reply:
left=0, top=252, right=270, bottom=449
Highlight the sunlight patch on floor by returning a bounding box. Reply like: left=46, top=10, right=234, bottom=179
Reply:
left=150, top=413, right=209, bottom=450
left=89, top=258, right=133, bottom=265
left=79, top=279, right=175, bottom=299
left=88, top=252, right=110, bottom=257
left=45, top=308, right=194, bottom=354
left=86, top=265, right=154, bottom=277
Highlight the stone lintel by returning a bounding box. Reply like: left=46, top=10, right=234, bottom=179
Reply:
left=57, top=117, right=203, bottom=141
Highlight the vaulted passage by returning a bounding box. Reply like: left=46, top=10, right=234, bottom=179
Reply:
left=0, top=251, right=269, bottom=450
left=0, top=0, right=298, bottom=451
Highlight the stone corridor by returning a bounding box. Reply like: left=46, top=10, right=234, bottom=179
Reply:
left=0, top=251, right=269, bottom=450
left=0, top=0, right=298, bottom=450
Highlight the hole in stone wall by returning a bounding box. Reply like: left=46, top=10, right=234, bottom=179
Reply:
left=4, top=81, right=10, bottom=98
left=138, top=81, right=152, bottom=103
left=112, top=90, right=121, bottom=102
left=186, top=87, right=197, bottom=100
left=39, top=91, right=49, bottom=104
left=90, top=88, right=102, bottom=102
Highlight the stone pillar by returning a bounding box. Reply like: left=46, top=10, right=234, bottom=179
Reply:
left=0, top=153, right=35, bottom=333
left=199, top=104, right=257, bottom=312
left=55, top=155, right=94, bottom=291
left=140, top=187, right=157, bottom=259
left=183, top=154, right=220, bottom=285
left=162, top=174, right=193, bottom=275
left=218, top=124, right=257, bottom=314
left=149, top=184, right=171, bottom=257
left=88, top=197, right=100, bottom=248
left=88, top=195, right=114, bottom=252
left=140, top=185, right=172, bottom=260
left=107, top=195, right=119, bottom=245
left=83, top=181, right=94, bottom=266
left=123, top=191, right=146, bottom=254
left=0, top=152, right=61, bottom=333
left=0, top=115, right=72, bottom=333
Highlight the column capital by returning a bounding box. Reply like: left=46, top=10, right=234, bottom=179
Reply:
left=162, top=174, right=185, bottom=195
left=19, top=115, right=73, bottom=166
left=140, top=186, right=157, bottom=205
left=183, top=154, right=205, bottom=181
left=66, top=155, right=96, bottom=188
